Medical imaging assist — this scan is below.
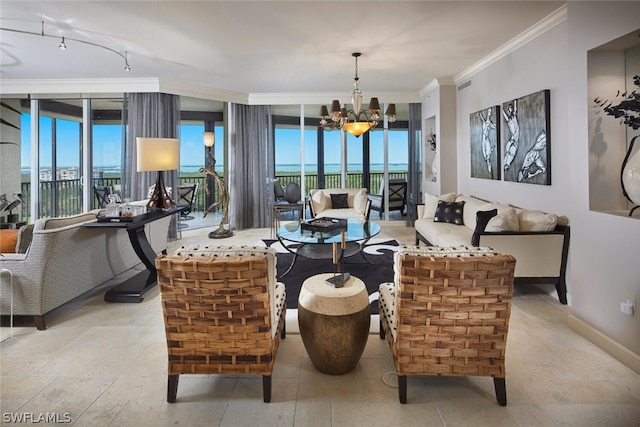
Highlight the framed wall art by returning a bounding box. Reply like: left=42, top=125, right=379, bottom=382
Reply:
left=470, top=106, right=500, bottom=180
left=502, top=89, right=551, bottom=185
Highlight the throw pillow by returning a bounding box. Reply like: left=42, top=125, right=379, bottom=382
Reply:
left=330, top=193, right=349, bottom=209
left=310, top=190, right=328, bottom=215
left=353, top=188, right=368, bottom=214
left=485, top=207, right=520, bottom=232
left=471, top=209, right=498, bottom=246
left=433, top=200, right=465, bottom=225
left=517, top=210, right=557, bottom=231
left=422, top=192, right=456, bottom=218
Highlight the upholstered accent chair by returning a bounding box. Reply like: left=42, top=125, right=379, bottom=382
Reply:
left=156, top=246, right=286, bottom=403
left=378, top=246, right=516, bottom=405
left=368, top=178, right=407, bottom=219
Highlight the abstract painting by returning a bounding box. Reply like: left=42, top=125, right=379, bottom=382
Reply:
left=502, top=89, right=551, bottom=185
left=470, top=106, right=501, bottom=180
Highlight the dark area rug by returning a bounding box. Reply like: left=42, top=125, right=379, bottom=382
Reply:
left=263, top=239, right=398, bottom=313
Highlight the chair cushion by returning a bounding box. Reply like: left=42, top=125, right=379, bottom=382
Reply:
left=434, top=200, right=465, bottom=225
left=379, top=282, right=397, bottom=341
left=310, top=190, right=329, bottom=216
left=330, top=193, right=349, bottom=209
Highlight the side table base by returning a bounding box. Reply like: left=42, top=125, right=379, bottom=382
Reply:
left=298, top=305, right=370, bottom=375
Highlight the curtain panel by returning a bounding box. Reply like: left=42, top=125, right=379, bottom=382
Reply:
left=122, top=92, right=181, bottom=237
left=229, top=104, right=273, bottom=229
left=407, top=102, right=422, bottom=225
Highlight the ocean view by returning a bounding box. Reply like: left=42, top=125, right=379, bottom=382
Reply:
left=22, top=163, right=409, bottom=175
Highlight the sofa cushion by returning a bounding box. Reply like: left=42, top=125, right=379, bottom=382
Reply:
left=517, top=210, right=557, bottom=232
left=434, top=200, right=465, bottom=225
left=423, top=192, right=456, bottom=218
left=353, top=189, right=368, bottom=214
left=472, top=209, right=498, bottom=246
left=330, top=193, right=349, bottom=209
left=486, top=207, right=520, bottom=232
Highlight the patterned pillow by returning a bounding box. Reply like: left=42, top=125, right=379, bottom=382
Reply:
left=330, top=193, right=349, bottom=209
left=433, top=200, right=465, bottom=225
left=472, top=209, right=498, bottom=246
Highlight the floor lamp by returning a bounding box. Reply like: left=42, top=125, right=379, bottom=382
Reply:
left=136, top=137, right=180, bottom=210
left=200, top=131, right=233, bottom=238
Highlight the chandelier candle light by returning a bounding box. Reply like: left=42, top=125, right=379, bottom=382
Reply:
left=136, top=137, right=179, bottom=210
left=200, top=131, right=233, bottom=238
left=320, top=52, right=396, bottom=138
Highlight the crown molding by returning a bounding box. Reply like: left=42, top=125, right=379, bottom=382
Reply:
left=158, top=80, right=249, bottom=104
left=454, top=4, right=567, bottom=85
left=0, top=78, right=161, bottom=96
left=419, top=78, right=456, bottom=97
left=248, top=91, right=421, bottom=106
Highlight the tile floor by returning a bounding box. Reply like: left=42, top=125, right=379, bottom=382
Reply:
left=1, top=221, right=639, bottom=426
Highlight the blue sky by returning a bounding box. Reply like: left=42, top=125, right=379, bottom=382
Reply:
left=21, top=114, right=409, bottom=169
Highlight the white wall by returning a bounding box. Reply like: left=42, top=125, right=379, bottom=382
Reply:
left=435, top=2, right=640, bottom=358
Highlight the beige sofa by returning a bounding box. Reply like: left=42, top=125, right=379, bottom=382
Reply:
left=414, top=193, right=570, bottom=304
left=0, top=210, right=171, bottom=329
left=308, top=188, right=371, bottom=220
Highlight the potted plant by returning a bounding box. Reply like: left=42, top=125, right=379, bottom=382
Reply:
left=594, top=74, right=640, bottom=216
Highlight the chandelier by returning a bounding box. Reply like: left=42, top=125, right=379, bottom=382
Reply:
left=320, top=52, right=396, bottom=137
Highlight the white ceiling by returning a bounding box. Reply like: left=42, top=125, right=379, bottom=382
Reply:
left=1, top=1, right=565, bottom=104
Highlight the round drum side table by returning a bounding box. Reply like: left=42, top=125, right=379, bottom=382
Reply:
left=297, top=273, right=370, bottom=375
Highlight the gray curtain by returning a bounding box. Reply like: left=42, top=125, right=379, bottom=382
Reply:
left=229, top=104, right=273, bottom=229
left=407, top=102, right=422, bottom=225
left=122, top=92, right=181, bottom=236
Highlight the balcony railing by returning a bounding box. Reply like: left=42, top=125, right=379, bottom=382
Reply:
left=19, top=171, right=408, bottom=220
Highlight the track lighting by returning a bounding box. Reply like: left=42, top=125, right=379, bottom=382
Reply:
left=1, top=21, right=130, bottom=71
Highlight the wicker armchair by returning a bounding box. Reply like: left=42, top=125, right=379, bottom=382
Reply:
left=378, top=246, right=516, bottom=405
left=156, top=247, right=286, bottom=403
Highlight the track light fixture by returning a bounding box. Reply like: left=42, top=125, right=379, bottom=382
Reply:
left=0, top=21, right=130, bottom=71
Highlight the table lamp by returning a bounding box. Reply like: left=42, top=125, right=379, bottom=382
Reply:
left=136, top=137, right=180, bottom=209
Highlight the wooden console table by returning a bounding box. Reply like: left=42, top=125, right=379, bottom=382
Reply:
left=83, top=206, right=184, bottom=303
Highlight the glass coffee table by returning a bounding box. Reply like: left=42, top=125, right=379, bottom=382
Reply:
left=275, top=218, right=381, bottom=278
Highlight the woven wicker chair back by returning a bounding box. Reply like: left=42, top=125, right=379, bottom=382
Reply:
left=392, top=253, right=516, bottom=378
left=156, top=255, right=282, bottom=376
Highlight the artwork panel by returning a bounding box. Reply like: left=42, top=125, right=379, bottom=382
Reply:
left=470, top=106, right=501, bottom=180
left=502, top=89, right=551, bottom=185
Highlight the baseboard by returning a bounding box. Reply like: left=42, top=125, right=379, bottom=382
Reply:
left=567, top=314, right=640, bottom=374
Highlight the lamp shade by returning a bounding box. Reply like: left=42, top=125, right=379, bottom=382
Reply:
left=136, top=137, right=180, bottom=172
left=203, top=132, right=215, bottom=147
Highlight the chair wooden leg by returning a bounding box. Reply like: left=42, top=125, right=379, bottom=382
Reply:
left=398, top=375, right=407, bottom=404
left=494, top=377, right=507, bottom=406
left=167, top=374, right=179, bottom=403
left=281, top=321, right=286, bottom=339
left=379, top=319, right=385, bottom=339
left=263, top=375, right=272, bottom=403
